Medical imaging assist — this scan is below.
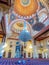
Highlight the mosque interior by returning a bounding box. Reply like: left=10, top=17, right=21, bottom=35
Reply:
left=0, top=0, right=49, bottom=59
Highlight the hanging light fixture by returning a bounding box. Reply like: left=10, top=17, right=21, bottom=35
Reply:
left=19, top=22, right=32, bottom=42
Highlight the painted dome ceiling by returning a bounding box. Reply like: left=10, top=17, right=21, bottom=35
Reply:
left=3, top=0, right=49, bottom=38
left=14, top=0, right=39, bottom=19
left=10, top=19, right=31, bottom=34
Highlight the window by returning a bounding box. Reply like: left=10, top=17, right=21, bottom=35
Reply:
left=24, top=53, right=26, bottom=58
left=28, top=53, right=30, bottom=57
left=3, top=51, right=6, bottom=57
left=21, top=46, right=23, bottom=51
left=10, top=45, right=12, bottom=47
left=8, top=50, right=11, bottom=58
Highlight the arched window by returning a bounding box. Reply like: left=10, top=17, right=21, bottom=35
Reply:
left=28, top=53, right=30, bottom=57
left=24, top=52, right=26, bottom=58
left=3, top=51, right=6, bottom=58
left=21, top=45, right=23, bottom=51
left=8, top=50, right=11, bottom=58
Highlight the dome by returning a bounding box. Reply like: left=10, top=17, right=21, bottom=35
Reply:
left=14, top=0, right=39, bottom=18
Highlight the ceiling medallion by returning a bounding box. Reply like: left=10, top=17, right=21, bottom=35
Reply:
left=14, top=0, right=39, bottom=19
left=20, top=0, right=31, bottom=7
left=16, top=22, right=24, bottom=27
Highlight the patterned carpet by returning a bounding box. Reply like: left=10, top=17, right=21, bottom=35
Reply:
left=0, top=59, right=49, bottom=65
